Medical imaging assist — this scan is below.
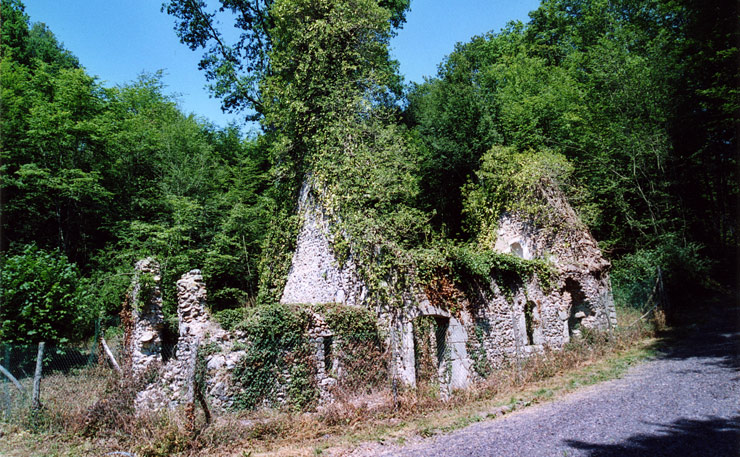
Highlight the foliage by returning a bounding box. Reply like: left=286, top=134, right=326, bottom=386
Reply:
left=1, top=0, right=272, bottom=336
left=444, top=244, right=555, bottom=292
left=162, top=0, right=408, bottom=118
left=212, top=308, right=246, bottom=332
left=232, top=303, right=317, bottom=409
left=611, top=234, right=711, bottom=309
left=318, top=303, right=380, bottom=344
left=1, top=0, right=735, bottom=351
left=0, top=245, right=92, bottom=344
left=462, top=145, right=573, bottom=244
left=406, top=0, right=736, bottom=295
left=247, top=0, right=422, bottom=305
left=316, top=303, right=388, bottom=393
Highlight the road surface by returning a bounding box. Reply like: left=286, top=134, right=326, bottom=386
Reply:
left=370, top=309, right=740, bottom=457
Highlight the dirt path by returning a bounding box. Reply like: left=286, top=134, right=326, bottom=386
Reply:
left=356, top=310, right=740, bottom=457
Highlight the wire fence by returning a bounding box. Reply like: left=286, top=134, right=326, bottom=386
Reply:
left=0, top=339, right=120, bottom=423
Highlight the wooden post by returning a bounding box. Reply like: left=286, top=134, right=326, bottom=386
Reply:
left=0, top=363, right=25, bottom=395
left=101, top=337, right=122, bottom=374
left=32, top=342, right=45, bottom=410
left=184, top=338, right=211, bottom=432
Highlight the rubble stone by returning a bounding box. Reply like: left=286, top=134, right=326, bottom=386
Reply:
left=129, top=258, right=164, bottom=376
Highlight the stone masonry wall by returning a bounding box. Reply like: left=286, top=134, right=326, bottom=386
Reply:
left=276, top=180, right=617, bottom=394
left=280, top=182, right=367, bottom=306
left=133, top=179, right=618, bottom=409
left=128, top=258, right=164, bottom=375
left=136, top=270, right=237, bottom=411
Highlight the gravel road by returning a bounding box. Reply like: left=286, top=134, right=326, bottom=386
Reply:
left=368, top=309, right=740, bottom=457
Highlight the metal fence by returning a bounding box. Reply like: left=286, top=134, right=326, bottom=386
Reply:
left=0, top=340, right=118, bottom=423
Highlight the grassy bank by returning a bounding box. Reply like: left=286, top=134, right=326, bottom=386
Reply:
left=0, top=306, right=658, bottom=457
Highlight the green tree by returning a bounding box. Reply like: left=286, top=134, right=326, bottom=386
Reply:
left=406, top=0, right=736, bottom=306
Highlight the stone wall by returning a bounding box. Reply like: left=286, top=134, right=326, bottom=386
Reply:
left=280, top=182, right=367, bottom=306
left=130, top=180, right=618, bottom=410
left=134, top=269, right=341, bottom=411
left=491, top=185, right=617, bottom=336
left=278, top=180, right=616, bottom=394
left=136, top=269, right=237, bottom=411
left=127, top=258, right=164, bottom=375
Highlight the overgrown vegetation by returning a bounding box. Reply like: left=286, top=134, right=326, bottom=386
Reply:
left=0, top=245, right=91, bottom=344
left=405, top=0, right=737, bottom=307
left=0, top=306, right=658, bottom=456
left=317, top=303, right=389, bottom=393
left=232, top=303, right=317, bottom=410
left=3, top=0, right=734, bottom=339
left=1, top=0, right=736, bottom=451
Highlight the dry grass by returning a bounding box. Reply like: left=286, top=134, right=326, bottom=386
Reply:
left=0, top=306, right=657, bottom=457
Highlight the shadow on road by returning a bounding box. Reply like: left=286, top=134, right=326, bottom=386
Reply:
left=567, top=301, right=740, bottom=456
left=652, top=301, right=740, bottom=371
left=564, top=415, right=740, bottom=457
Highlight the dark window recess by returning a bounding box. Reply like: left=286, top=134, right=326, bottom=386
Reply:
left=524, top=301, right=535, bottom=345
left=565, top=277, right=591, bottom=335
left=435, top=316, right=449, bottom=367
left=323, top=336, right=333, bottom=372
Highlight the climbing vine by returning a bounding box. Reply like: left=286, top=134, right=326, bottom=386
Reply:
left=462, top=145, right=573, bottom=246
left=231, top=303, right=317, bottom=410
left=316, top=303, right=387, bottom=392
left=467, top=323, right=491, bottom=379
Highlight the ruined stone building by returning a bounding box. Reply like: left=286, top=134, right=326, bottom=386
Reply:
left=278, top=182, right=616, bottom=392
left=128, top=179, right=616, bottom=410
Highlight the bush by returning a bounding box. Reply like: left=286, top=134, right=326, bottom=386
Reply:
left=462, top=145, right=573, bottom=243
left=212, top=308, right=245, bottom=331
left=0, top=245, right=92, bottom=344
left=611, top=234, right=711, bottom=309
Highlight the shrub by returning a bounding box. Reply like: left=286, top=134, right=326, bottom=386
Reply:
left=611, top=234, right=711, bottom=309
left=0, top=245, right=92, bottom=344
left=462, top=145, right=573, bottom=243
left=212, top=308, right=245, bottom=331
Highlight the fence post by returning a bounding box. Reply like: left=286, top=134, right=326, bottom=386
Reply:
left=32, top=342, right=45, bottom=410
left=3, top=344, right=9, bottom=418
left=89, top=318, right=101, bottom=366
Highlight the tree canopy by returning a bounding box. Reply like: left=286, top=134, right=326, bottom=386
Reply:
left=0, top=0, right=735, bottom=343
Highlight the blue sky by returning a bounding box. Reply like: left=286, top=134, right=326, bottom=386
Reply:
left=23, top=0, right=541, bottom=130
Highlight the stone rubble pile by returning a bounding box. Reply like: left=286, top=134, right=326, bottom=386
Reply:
left=134, top=269, right=239, bottom=411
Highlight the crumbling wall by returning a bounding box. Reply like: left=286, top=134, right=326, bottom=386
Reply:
left=127, top=258, right=164, bottom=375
left=492, top=187, right=617, bottom=338
left=135, top=269, right=341, bottom=411
left=306, top=311, right=338, bottom=403
left=136, top=270, right=238, bottom=411
left=131, top=178, right=618, bottom=410
left=277, top=180, right=619, bottom=393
